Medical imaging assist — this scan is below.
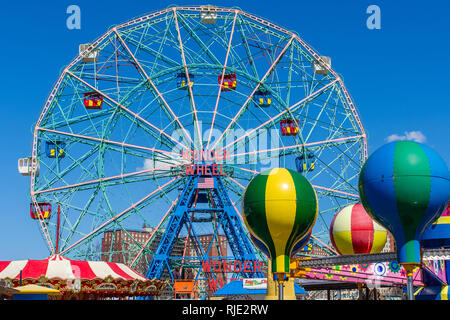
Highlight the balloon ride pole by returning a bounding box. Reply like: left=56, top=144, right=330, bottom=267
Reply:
left=402, top=263, right=418, bottom=300
left=279, top=282, right=284, bottom=300
left=276, top=273, right=285, bottom=300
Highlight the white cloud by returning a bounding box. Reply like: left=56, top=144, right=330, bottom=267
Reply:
left=386, top=131, right=427, bottom=143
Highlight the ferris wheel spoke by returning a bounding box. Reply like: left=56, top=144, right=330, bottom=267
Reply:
left=115, top=7, right=172, bottom=32
left=31, top=156, right=97, bottom=204
left=211, top=35, right=295, bottom=151
left=325, top=142, right=365, bottom=181
left=35, top=150, right=97, bottom=193
left=232, top=16, right=293, bottom=89
left=59, top=187, right=102, bottom=251
left=35, top=133, right=174, bottom=199
left=173, top=9, right=202, bottom=149
left=123, top=15, right=182, bottom=74
left=121, top=34, right=180, bottom=69
left=337, top=82, right=367, bottom=157
left=294, top=139, right=363, bottom=192
left=225, top=176, right=246, bottom=190
left=130, top=195, right=180, bottom=267
left=145, top=20, right=181, bottom=77
left=34, top=163, right=185, bottom=196
left=36, top=131, right=103, bottom=187
left=310, top=233, right=339, bottom=255
left=59, top=176, right=183, bottom=255
left=301, top=86, right=339, bottom=142
left=37, top=127, right=177, bottom=158
left=310, top=144, right=359, bottom=193
left=206, top=11, right=238, bottom=151
left=314, top=186, right=359, bottom=201
left=67, top=70, right=188, bottom=150
left=296, top=111, right=361, bottom=142
left=235, top=17, right=259, bottom=79
left=111, top=29, right=194, bottom=146
left=46, top=108, right=115, bottom=132
left=292, top=35, right=366, bottom=156
left=92, top=149, right=180, bottom=251
left=98, top=176, right=185, bottom=264
left=238, top=17, right=280, bottom=73
left=229, top=166, right=358, bottom=202
left=176, top=13, right=222, bottom=66
left=311, top=132, right=362, bottom=164
left=235, top=166, right=260, bottom=176
left=220, top=79, right=339, bottom=153
left=221, top=178, right=244, bottom=198
left=327, top=172, right=361, bottom=197
left=229, top=134, right=364, bottom=162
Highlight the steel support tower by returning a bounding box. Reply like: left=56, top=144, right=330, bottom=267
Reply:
left=145, top=173, right=264, bottom=288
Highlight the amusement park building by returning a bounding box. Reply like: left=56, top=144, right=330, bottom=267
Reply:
left=382, top=232, right=396, bottom=253
left=310, top=246, right=331, bottom=257
left=101, top=226, right=184, bottom=274
left=185, top=234, right=228, bottom=259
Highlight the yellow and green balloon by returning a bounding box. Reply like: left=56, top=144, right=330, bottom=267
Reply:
left=242, top=168, right=318, bottom=274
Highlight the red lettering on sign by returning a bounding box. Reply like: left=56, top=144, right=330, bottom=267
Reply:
left=254, top=261, right=262, bottom=273
left=233, top=261, right=242, bottom=273
left=243, top=261, right=252, bottom=273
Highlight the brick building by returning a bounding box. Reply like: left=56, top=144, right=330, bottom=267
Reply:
left=101, top=225, right=185, bottom=275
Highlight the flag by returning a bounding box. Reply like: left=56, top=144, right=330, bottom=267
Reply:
left=198, top=177, right=214, bottom=189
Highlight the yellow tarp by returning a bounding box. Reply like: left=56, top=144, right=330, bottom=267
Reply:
left=13, top=284, right=61, bottom=296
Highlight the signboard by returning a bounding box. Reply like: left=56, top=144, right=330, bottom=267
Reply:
left=243, top=278, right=267, bottom=290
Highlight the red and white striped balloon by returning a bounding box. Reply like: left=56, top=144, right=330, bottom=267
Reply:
left=330, top=203, right=387, bottom=255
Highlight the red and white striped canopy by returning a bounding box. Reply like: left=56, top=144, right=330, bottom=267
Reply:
left=0, top=255, right=147, bottom=281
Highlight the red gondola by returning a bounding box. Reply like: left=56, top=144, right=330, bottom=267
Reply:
left=83, top=92, right=103, bottom=109
left=280, top=119, right=299, bottom=136
left=218, top=74, right=237, bottom=91
left=30, top=203, right=52, bottom=220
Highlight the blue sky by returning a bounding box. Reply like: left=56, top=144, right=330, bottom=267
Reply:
left=0, top=0, right=448, bottom=260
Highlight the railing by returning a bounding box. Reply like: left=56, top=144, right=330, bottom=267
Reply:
left=292, top=248, right=450, bottom=269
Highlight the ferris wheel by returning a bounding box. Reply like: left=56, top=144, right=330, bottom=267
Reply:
left=20, top=5, right=367, bottom=268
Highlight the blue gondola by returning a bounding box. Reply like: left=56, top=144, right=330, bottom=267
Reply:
left=254, top=89, right=272, bottom=107
left=295, top=152, right=315, bottom=173
left=177, top=73, right=194, bottom=89
left=45, top=141, right=66, bottom=158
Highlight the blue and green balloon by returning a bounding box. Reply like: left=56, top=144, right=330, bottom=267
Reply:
left=358, top=141, right=450, bottom=265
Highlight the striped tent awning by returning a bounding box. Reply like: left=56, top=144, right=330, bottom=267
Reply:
left=0, top=254, right=147, bottom=281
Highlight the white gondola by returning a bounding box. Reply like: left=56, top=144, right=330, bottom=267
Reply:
left=79, top=43, right=99, bottom=63
left=313, top=56, right=331, bottom=75
left=18, top=157, right=39, bottom=176
left=200, top=5, right=217, bottom=24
